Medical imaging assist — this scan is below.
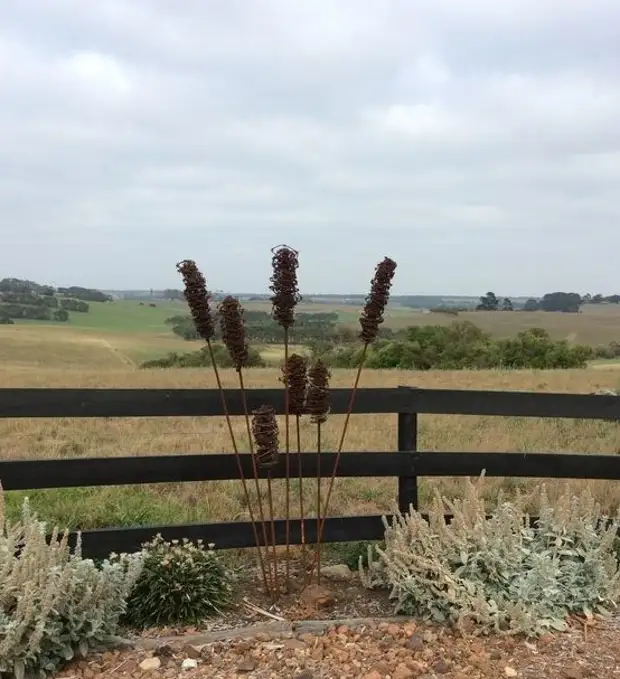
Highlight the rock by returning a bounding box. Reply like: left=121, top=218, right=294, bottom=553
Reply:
left=369, top=661, right=391, bottom=676
left=294, top=671, right=314, bottom=679
left=237, top=657, right=257, bottom=672
left=320, top=564, right=353, bottom=581
left=387, top=623, right=401, bottom=637
left=183, top=644, right=203, bottom=659
left=563, top=667, right=583, bottom=679
left=254, top=631, right=273, bottom=642
left=504, top=667, right=518, bottom=678
left=181, top=658, right=199, bottom=671
left=422, top=630, right=436, bottom=643
left=362, top=672, right=383, bottom=679
left=138, top=657, right=162, bottom=671
left=299, top=584, right=335, bottom=609
left=434, top=659, right=451, bottom=674
left=283, top=638, right=307, bottom=650
left=393, top=662, right=415, bottom=679
left=405, top=633, right=425, bottom=652
left=154, top=643, right=174, bottom=657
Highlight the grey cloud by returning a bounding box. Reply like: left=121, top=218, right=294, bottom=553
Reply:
left=1, top=0, right=620, bottom=295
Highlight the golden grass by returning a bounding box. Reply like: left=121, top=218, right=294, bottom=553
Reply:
left=3, top=364, right=620, bottom=532
left=377, top=304, right=620, bottom=345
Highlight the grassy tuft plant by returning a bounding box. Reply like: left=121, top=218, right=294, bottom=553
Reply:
left=120, top=535, right=233, bottom=627
left=360, top=475, right=620, bottom=637
left=0, top=486, right=142, bottom=678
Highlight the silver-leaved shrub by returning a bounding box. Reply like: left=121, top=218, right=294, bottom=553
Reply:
left=360, top=476, right=620, bottom=636
left=0, top=488, right=143, bottom=678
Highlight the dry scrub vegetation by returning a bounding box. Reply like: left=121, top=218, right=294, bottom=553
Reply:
left=3, top=365, right=620, bottom=531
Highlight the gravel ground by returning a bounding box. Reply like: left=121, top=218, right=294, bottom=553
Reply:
left=57, top=616, right=620, bottom=679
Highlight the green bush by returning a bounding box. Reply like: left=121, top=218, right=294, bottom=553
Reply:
left=120, top=536, right=234, bottom=627
left=317, top=322, right=592, bottom=371
left=140, top=344, right=266, bottom=369
left=0, top=495, right=142, bottom=678
left=361, top=479, right=620, bottom=636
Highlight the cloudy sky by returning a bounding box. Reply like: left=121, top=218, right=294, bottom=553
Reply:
left=1, top=1, right=619, bottom=296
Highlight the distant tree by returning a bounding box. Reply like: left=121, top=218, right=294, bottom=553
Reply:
left=582, top=293, right=592, bottom=304
left=606, top=294, right=620, bottom=304
left=60, top=298, right=90, bottom=313
left=501, top=297, right=514, bottom=311
left=524, top=298, right=540, bottom=311
left=57, top=286, right=111, bottom=302
left=540, top=292, right=581, bottom=313
left=591, top=294, right=604, bottom=304
left=476, top=292, right=499, bottom=311
left=52, top=308, right=69, bottom=322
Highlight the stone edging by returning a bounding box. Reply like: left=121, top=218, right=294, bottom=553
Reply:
left=102, top=616, right=418, bottom=651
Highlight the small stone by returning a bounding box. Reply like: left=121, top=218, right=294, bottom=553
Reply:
left=434, top=659, right=451, bottom=674
left=393, top=662, right=415, bottom=679
left=563, top=667, right=583, bottom=679
left=181, top=658, right=199, bottom=671
left=387, top=623, right=401, bottom=637
left=370, top=661, right=391, bottom=676
left=183, top=644, right=203, bottom=659
left=320, top=564, right=353, bottom=581
left=283, top=639, right=307, bottom=650
left=254, top=631, right=273, bottom=642
left=422, top=630, right=436, bottom=643
left=362, top=672, right=383, bottom=679
left=504, top=667, right=518, bottom=678
left=300, top=584, right=335, bottom=609
left=237, top=657, right=257, bottom=673
left=294, top=671, right=314, bottom=679
left=405, top=633, right=425, bottom=652
left=139, top=657, right=162, bottom=671
left=490, top=650, right=502, bottom=660
left=154, top=644, right=174, bottom=657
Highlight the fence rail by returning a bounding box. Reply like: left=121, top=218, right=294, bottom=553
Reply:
left=1, top=385, right=619, bottom=558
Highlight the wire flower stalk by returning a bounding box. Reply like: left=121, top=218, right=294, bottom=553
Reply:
left=218, top=295, right=274, bottom=594
left=269, top=245, right=301, bottom=587
left=313, top=257, right=397, bottom=577
left=281, top=353, right=308, bottom=550
left=305, top=359, right=331, bottom=583
left=251, top=405, right=280, bottom=590
left=176, top=260, right=271, bottom=596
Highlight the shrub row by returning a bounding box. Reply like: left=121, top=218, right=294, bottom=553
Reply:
left=316, top=322, right=593, bottom=370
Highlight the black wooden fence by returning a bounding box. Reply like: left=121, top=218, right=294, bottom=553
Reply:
left=1, top=385, right=620, bottom=558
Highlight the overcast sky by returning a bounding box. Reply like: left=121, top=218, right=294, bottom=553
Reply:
left=1, top=1, right=620, bottom=296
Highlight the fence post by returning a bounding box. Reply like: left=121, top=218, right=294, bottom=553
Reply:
left=397, top=386, right=418, bottom=514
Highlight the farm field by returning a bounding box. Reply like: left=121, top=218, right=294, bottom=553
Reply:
left=2, top=359, right=620, bottom=533
left=3, top=299, right=620, bottom=536
left=11, top=297, right=620, bottom=346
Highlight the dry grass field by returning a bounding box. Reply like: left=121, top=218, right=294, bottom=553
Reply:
left=2, top=308, right=620, bottom=537
left=3, top=356, right=620, bottom=533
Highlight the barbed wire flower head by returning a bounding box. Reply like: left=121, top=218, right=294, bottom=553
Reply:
left=359, top=257, right=397, bottom=345
left=269, top=245, right=301, bottom=329
left=176, top=260, right=215, bottom=341
left=281, top=353, right=308, bottom=416
left=251, top=405, right=280, bottom=469
left=217, top=296, right=249, bottom=372
left=306, top=359, right=331, bottom=425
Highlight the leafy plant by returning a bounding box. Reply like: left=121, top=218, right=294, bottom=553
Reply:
left=0, top=490, right=142, bottom=678
left=360, top=477, right=620, bottom=637
left=120, top=535, right=234, bottom=627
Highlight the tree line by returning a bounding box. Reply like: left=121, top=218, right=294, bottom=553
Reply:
left=0, top=277, right=107, bottom=324
left=476, top=290, right=619, bottom=313
left=165, top=310, right=367, bottom=344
